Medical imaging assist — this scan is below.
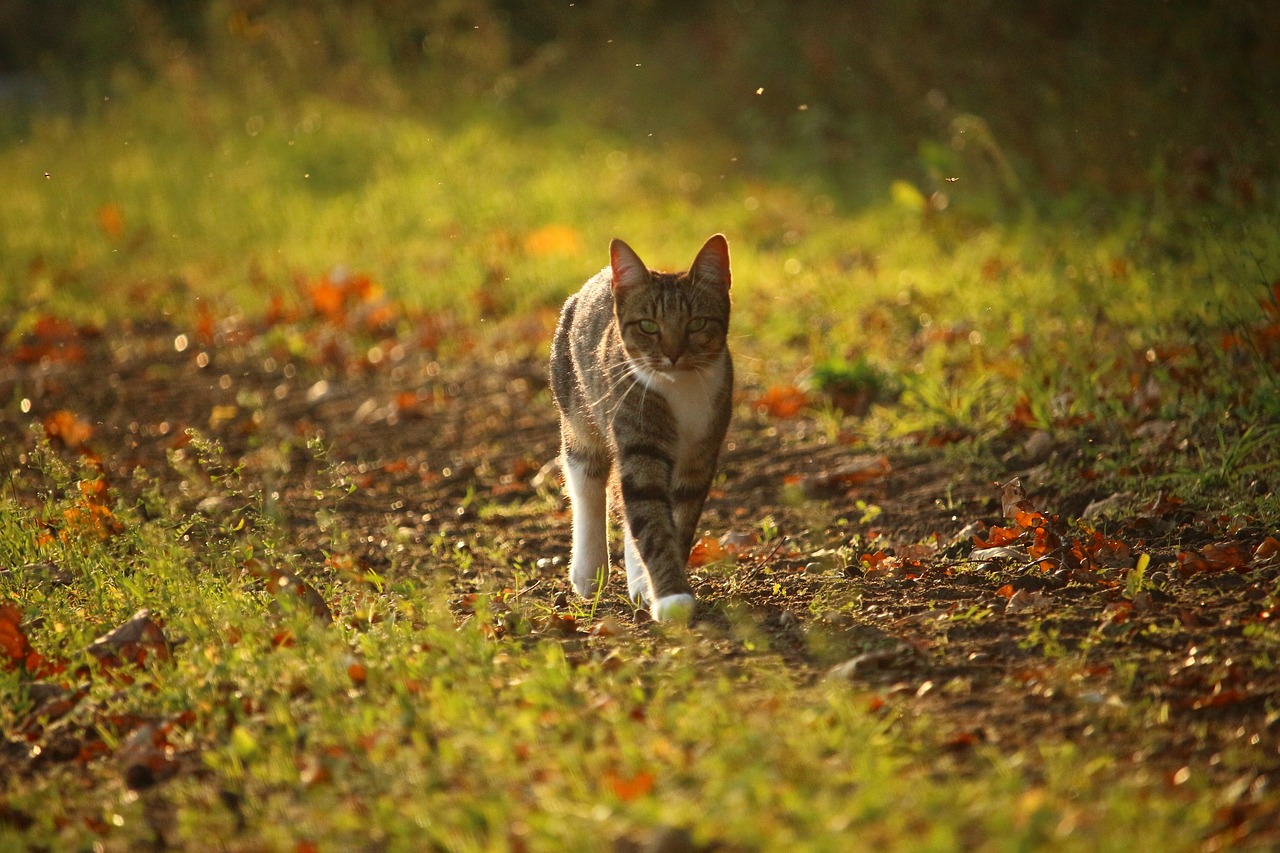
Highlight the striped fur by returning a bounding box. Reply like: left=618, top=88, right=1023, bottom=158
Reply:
left=549, top=235, right=733, bottom=621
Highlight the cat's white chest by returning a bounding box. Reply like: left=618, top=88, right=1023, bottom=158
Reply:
left=643, top=354, right=728, bottom=459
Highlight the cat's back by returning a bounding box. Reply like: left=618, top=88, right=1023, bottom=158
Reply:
left=550, top=267, right=614, bottom=408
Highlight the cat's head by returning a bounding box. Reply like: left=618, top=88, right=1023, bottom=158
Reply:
left=609, top=234, right=731, bottom=379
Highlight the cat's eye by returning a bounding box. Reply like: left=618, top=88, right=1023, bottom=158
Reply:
left=638, top=319, right=660, bottom=335
left=687, top=317, right=709, bottom=333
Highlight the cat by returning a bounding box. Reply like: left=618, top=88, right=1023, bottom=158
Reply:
left=549, top=234, right=733, bottom=622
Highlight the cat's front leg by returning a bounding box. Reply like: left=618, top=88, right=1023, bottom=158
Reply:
left=617, top=461, right=695, bottom=622
left=563, top=444, right=610, bottom=598
left=622, top=528, right=647, bottom=605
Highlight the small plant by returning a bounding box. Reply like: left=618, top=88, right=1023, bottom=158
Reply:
left=810, top=355, right=900, bottom=417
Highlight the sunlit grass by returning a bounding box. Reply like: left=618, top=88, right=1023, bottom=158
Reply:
left=0, top=460, right=1219, bottom=851
left=3, top=75, right=1272, bottom=350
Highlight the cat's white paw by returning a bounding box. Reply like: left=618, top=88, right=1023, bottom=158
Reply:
left=652, top=593, right=695, bottom=623
left=628, top=577, right=650, bottom=607
left=570, top=562, right=607, bottom=599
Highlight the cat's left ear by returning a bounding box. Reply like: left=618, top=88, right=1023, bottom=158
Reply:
left=691, top=233, right=731, bottom=292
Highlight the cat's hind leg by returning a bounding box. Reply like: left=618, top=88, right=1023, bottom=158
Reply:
left=564, top=445, right=610, bottom=598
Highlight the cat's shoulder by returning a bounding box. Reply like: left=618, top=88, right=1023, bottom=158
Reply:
left=580, top=266, right=612, bottom=295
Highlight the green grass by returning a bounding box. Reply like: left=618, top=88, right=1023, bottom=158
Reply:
left=1, top=450, right=1218, bottom=851
left=5, top=72, right=1276, bottom=471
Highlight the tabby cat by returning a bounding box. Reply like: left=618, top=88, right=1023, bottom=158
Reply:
left=549, top=234, right=733, bottom=622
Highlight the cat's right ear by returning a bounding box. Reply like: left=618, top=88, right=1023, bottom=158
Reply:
left=610, top=239, right=648, bottom=298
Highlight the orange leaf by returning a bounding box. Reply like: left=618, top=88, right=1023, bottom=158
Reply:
left=1253, top=536, right=1280, bottom=561
left=754, top=385, right=808, bottom=419
left=97, top=203, right=125, bottom=239
left=1013, top=509, right=1045, bottom=530
left=996, top=583, right=1015, bottom=599
left=1, top=604, right=32, bottom=669
left=974, top=526, right=1021, bottom=548
left=688, top=535, right=727, bottom=567
left=190, top=302, right=215, bottom=346
left=348, top=662, right=368, bottom=685
left=309, top=278, right=346, bottom=321
left=522, top=224, right=584, bottom=258
left=43, top=410, right=94, bottom=448
left=1177, top=551, right=1211, bottom=574
left=861, top=550, right=891, bottom=572
left=606, top=770, right=654, bottom=802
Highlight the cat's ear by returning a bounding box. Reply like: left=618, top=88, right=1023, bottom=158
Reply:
left=691, top=233, right=731, bottom=293
left=610, top=238, right=649, bottom=297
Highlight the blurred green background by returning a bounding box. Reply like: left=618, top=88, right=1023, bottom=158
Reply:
left=1, top=0, right=1277, bottom=423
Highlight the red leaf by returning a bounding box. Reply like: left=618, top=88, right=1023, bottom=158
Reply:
left=1192, top=686, right=1246, bottom=710
left=606, top=770, right=654, bottom=802
left=347, top=662, right=368, bottom=685
left=1202, top=543, right=1249, bottom=569
left=0, top=604, right=32, bottom=670
left=77, top=739, right=111, bottom=763
left=753, top=385, right=808, bottom=419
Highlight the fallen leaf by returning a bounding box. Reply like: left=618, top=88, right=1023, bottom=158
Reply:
left=589, top=616, right=623, bottom=638
left=97, top=203, right=126, bottom=239
left=605, top=769, right=654, bottom=802
left=688, top=535, right=727, bottom=567
left=753, top=384, right=808, bottom=419
left=970, top=545, right=1028, bottom=562
left=800, top=455, right=891, bottom=497
left=944, top=730, right=983, bottom=750
left=973, top=526, right=1021, bottom=548
left=1201, top=543, right=1249, bottom=570
left=245, top=559, right=333, bottom=623
left=718, top=529, right=759, bottom=553
left=1179, top=543, right=1250, bottom=575
left=43, top=410, right=94, bottom=448
left=1255, top=536, right=1280, bottom=559
left=1006, top=589, right=1050, bottom=614
left=0, top=604, right=32, bottom=672
left=522, top=224, right=584, bottom=257
left=1001, top=477, right=1035, bottom=518
left=87, top=609, right=172, bottom=670
left=347, top=661, right=368, bottom=686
